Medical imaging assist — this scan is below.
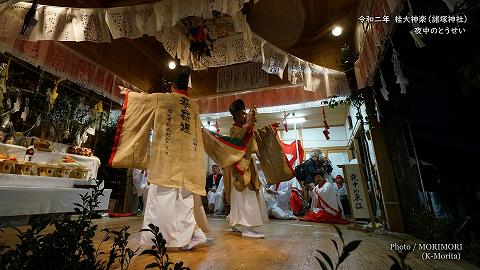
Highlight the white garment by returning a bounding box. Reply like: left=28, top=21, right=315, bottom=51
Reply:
left=228, top=184, right=268, bottom=227
left=309, top=182, right=344, bottom=217
left=207, top=176, right=225, bottom=214
left=141, top=185, right=196, bottom=248
left=133, top=169, right=148, bottom=196
left=324, top=173, right=334, bottom=184
left=268, top=180, right=296, bottom=219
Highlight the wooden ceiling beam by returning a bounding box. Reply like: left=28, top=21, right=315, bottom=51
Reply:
left=126, top=38, right=170, bottom=73
left=63, top=42, right=150, bottom=90
left=309, top=5, right=358, bottom=42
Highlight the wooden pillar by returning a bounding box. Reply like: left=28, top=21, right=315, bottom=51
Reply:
left=382, top=106, right=422, bottom=230
left=363, top=89, right=406, bottom=232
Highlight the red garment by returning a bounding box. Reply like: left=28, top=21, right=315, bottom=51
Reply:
left=290, top=188, right=303, bottom=214
left=279, top=140, right=305, bottom=167
left=300, top=210, right=349, bottom=224
left=300, top=185, right=350, bottom=224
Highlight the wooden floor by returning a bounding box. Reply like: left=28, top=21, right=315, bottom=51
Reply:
left=1, top=215, right=478, bottom=270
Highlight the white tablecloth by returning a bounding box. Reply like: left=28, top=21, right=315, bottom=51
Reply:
left=0, top=186, right=112, bottom=216
left=0, top=143, right=101, bottom=179
left=0, top=174, right=111, bottom=216
left=0, top=143, right=25, bottom=159
left=0, top=174, right=92, bottom=188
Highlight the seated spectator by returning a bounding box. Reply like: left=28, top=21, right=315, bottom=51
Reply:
left=266, top=178, right=298, bottom=220
left=333, top=175, right=351, bottom=215
left=205, top=164, right=224, bottom=215
left=300, top=173, right=350, bottom=224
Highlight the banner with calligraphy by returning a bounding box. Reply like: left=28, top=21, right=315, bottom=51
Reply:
left=354, top=0, right=403, bottom=88
left=0, top=1, right=350, bottom=95
left=0, top=38, right=135, bottom=104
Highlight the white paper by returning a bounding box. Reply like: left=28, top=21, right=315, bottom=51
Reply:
left=2, top=116, right=10, bottom=128
left=86, top=127, right=95, bottom=136
left=13, top=97, right=20, bottom=112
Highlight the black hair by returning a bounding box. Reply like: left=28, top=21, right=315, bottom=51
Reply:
left=173, top=67, right=191, bottom=90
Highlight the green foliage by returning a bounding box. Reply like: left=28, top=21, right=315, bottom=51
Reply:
left=140, top=224, right=190, bottom=270
left=409, top=207, right=480, bottom=267
left=0, top=181, right=107, bottom=269
left=315, top=225, right=362, bottom=270
left=321, top=90, right=369, bottom=126
left=340, top=44, right=358, bottom=91
left=0, top=180, right=189, bottom=270
left=458, top=54, right=480, bottom=96
left=96, top=226, right=140, bottom=270
left=95, top=114, right=128, bottom=200
left=409, top=207, right=452, bottom=243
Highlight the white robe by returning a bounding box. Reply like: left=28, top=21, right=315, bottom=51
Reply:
left=228, top=183, right=268, bottom=227
left=268, top=180, right=296, bottom=219
left=309, top=182, right=344, bottom=217
left=141, top=185, right=196, bottom=247
left=207, top=176, right=225, bottom=214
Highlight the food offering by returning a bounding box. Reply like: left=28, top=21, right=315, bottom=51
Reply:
left=13, top=162, right=36, bottom=175
left=57, top=166, right=73, bottom=178
left=67, top=146, right=93, bottom=157
left=0, top=153, right=18, bottom=174
left=62, top=155, right=76, bottom=164
left=70, top=167, right=89, bottom=179
left=37, top=164, right=60, bottom=177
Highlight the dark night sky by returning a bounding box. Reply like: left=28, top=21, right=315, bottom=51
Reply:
left=375, top=0, right=480, bottom=219
left=388, top=0, right=479, bottom=175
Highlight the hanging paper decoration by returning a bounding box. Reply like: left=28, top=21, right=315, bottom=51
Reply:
left=2, top=115, right=10, bottom=128
left=379, top=70, right=389, bottom=101
left=95, top=100, right=103, bottom=113
left=322, top=107, right=330, bottom=140
left=0, top=60, right=10, bottom=92
left=0, top=0, right=350, bottom=98
left=13, top=97, right=21, bottom=112
left=21, top=0, right=39, bottom=37
left=21, top=97, right=29, bottom=121
left=50, top=78, right=65, bottom=107
left=392, top=48, right=409, bottom=94
left=0, top=60, right=10, bottom=108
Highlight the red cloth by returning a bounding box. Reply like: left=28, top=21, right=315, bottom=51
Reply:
left=108, top=212, right=136, bottom=217
left=300, top=210, right=350, bottom=224
left=279, top=140, right=304, bottom=167
left=300, top=186, right=350, bottom=224
left=290, top=189, right=303, bottom=214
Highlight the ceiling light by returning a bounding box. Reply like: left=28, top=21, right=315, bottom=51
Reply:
left=168, top=61, right=176, bottom=69
left=332, top=26, right=342, bottom=36
left=286, top=117, right=305, bottom=124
